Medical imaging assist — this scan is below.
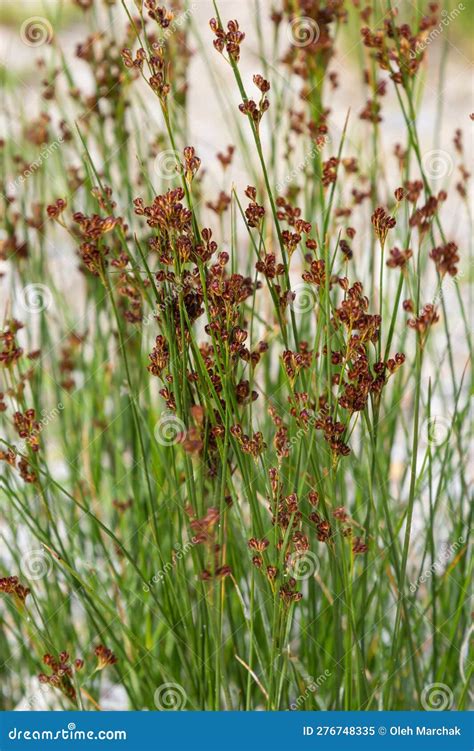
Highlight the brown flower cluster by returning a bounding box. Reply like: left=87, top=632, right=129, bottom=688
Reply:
left=231, top=425, right=267, bottom=460
left=247, top=472, right=340, bottom=603
left=209, top=18, right=245, bottom=63
left=430, top=242, right=459, bottom=277
left=38, top=652, right=81, bottom=702
left=112, top=251, right=144, bottom=324
left=38, top=644, right=116, bottom=704
left=124, top=44, right=170, bottom=101
left=371, top=206, right=396, bottom=246
left=314, top=413, right=350, bottom=458
left=148, top=335, right=170, bottom=378
left=309, top=510, right=332, bottom=543
left=144, top=0, right=174, bottom=27
left=13, top=409, right=40, bottom=452
left=334, top=281, right=380, bottom=345
left=256, top=253, right=285, bottom=279
left=282, top=345, right=313, bottom=382
left=280, top=1, right=347, bottom=84
left=46, top=198, right=67, bottom=220
left=239, top=76, right=270, bottom=128
left=67, top=210, right=122, bottom=278
left=0, top=576, right=30, bottom=605
left=0, top=320, right=24, bottom=368
left=407, top=303, right=439, bottom=342
left=387, top=247, right=413, bottom=270
left=0, top=446, right=37, bottom=484
left=135, top=187, right=192, bottom=255
left=409, top=192, right=446, bottom=236
left=244, top=186, right=265, bottom=228
left=95, top=644, right=117, bottom=670
left=186, top=507, right=232, bottom=581
left=361, top=6, right=440, bottom=85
